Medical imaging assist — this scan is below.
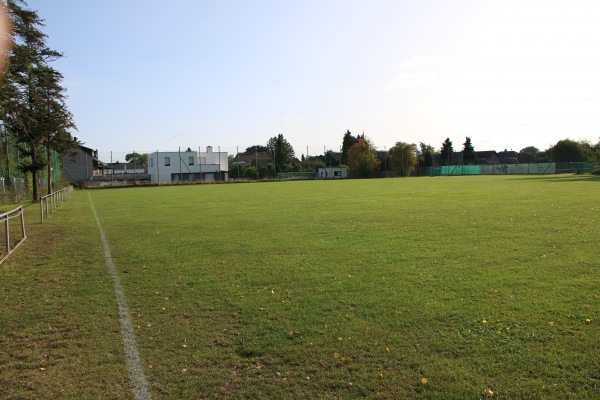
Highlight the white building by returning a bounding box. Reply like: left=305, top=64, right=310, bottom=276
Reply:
left=147, top=147, right=228, bottom=183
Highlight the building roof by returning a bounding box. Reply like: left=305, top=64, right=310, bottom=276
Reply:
left=497, top=150, right=518, bottom=163
left=233, top=151, right=273, bottom=168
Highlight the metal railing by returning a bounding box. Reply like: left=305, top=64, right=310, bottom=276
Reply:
left=40, top=186, right=74, bottom=223
left=0, top=206, right=27, bottom=264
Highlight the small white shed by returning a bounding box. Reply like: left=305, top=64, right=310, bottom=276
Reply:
left=318, top=167, right=348, bottom=179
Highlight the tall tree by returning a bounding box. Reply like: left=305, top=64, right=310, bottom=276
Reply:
left=388, top=142, right=417, bottom=177
left=439, top=138, right=454, bottom=166
left=593, top=138, right=600, bottom=164
left=0, top=0, right=78, bottom=200
left=267, top=133, right=294, bottom=172
left=418, top=142, right=434, bottom=166
left=548, top=139, right=587, bottom=163
left=340, top=130, right=357, bottom=165
left=125, top=152, right=148, bottom=167
left=517, top=146, right=539, bottom=163
left=245, top=145, right=268, bottom=153
left=38, top=65, right=78, bottom=193
left=462, top=137, right=476, bottom=165
left=347, top=136, right=380, bottom=178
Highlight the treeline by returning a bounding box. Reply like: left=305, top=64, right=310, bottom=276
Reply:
left=0, top=1, right=79, bottom=200
left=232, top=132, right=600, bottom=179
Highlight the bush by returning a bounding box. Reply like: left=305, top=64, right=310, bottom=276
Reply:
left=591, top=166, right=600, bottom=175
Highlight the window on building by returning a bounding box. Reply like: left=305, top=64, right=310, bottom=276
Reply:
left=150, top=158, right=153, bottom=167
left=189, top=156, right=194, bottom=165
left=165, top=156, right=171, bottom=166
left=334, top=170, right=341, bottom=177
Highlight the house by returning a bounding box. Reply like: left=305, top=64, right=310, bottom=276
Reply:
left=432, top=152, right=465, bottom=166
left=232, top=151, right=273, bottom=169
left=147, top=146, right=228, bottom=183
left=306, top=151, right=342, bottom=167
left=497, top=150, right=519, bottom=164
left=61, top=145, right=105, bottom=184
left=325, top=151, right=341, bottom=166
left=475, top=151, right=501, bottom=165
left=104, top=162, right=146, bottom=175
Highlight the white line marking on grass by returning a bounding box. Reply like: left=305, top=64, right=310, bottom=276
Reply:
left=88, top=193, right=152, bottom=400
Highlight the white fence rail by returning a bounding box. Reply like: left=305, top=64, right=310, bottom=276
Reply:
left=0, top=206, right=27, bottom=264
left=40, top=186, right=74, bottom=223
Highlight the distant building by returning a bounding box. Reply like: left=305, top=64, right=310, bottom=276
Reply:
left=62, top=145, right=105, bottom=184
left=497, top=150, right=519, bottom=164
left=147, top=147, right=228, bottom=183
left=104, top=162, right=146, bottom=175
left=232, top=151, right=273, bottom=169
left=318, top=167, right=348, bottom=179
left=475, top=151, right=501, bottom=165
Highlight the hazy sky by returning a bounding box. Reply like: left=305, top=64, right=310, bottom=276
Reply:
left=29, top=0, right=600, bottom=159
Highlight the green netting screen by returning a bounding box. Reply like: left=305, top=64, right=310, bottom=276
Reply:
left=423, top=163, right=595, bottom=176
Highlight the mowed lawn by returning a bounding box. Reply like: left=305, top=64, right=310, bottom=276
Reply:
left=1, top=175, right=599, bottom=399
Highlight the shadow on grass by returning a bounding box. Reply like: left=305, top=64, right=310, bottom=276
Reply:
left=509, top=174, right=600, bottom=183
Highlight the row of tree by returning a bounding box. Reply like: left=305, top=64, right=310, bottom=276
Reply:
left=0, top=0, right=79, bottom=200
left=235, top=131, right=600, bottom=179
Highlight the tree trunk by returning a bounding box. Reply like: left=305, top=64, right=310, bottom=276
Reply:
left=46, top=136, right=52, bottom=194
left=31, top=145, right=40, bottom=201
left=32, top=172, right=39, bottom=201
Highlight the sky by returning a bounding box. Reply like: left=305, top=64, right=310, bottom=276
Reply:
left=26, top=0, right=600, bottom=160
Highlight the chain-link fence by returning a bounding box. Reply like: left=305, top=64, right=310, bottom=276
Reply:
left=0, top=137, right=63, bottom=202
left=94, top=145, right=344, bottom=184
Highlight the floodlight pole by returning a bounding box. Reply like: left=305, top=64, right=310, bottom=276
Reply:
left=384, top=146, right=387, bottom=177
left=401, top=145, right=404, bottom=177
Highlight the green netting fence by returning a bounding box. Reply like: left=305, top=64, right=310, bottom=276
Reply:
left=422, top=162, right=595, bottom=176
left=0, top=139, right=62, bottom=196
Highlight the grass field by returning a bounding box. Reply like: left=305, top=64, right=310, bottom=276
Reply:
left=1, top=175, right=599, bottom=399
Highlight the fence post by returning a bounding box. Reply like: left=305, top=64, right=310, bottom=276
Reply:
left=20, top=207, right=25, bottom=238
left=4, top=215, right=9, bottom=255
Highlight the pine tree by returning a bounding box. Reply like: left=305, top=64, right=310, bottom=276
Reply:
left=340, top=130, right=357, bottom=165
left=0, top=0, right=78, bottom=200
left=462, top=137, right=476, bottom=165
left=267, top=133, right=294, bottom=172
left=440, top=138, right=454, bottom=166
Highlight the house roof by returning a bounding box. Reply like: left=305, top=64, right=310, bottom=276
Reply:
left=77, top=145, right=106, bottom=167
left=233, top=152, right=273, bottom=168
left=497, top=150, right=518, bottom=163
left=106, top=162, right=142, bottom=171
left=475, top=151, right=499, bottom=158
